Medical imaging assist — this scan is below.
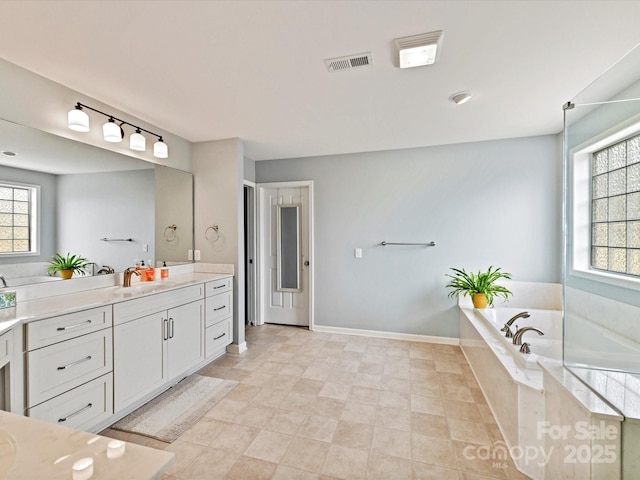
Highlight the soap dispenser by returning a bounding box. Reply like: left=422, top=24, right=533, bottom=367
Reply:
left=161, top=261, right=169, bottom=279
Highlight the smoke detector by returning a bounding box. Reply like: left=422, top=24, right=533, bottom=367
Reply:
left=395, top=30, right=444, bottom=69
left=324, top=52, right=374, bottom=72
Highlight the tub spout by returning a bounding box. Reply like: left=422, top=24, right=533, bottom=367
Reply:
left=512, top=327, right=544, bottom=346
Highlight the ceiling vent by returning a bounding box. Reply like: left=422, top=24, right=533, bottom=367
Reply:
left=324, top=52, right=374, bottom=72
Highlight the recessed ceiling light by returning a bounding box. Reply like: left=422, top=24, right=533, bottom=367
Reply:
left=2, top=151, right=17, bottom=157
left=449, top=92, right=472, bottom=105
left=394, top=30, right=444, bottom=69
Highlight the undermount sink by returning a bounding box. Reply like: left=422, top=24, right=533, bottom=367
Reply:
left=112, top=282, right=175, bottom=297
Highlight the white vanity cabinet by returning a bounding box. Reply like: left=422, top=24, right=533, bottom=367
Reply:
left=204, top=277, right=233, bottom=358
left=112, top=284, right=205, bottom=413
left=25, top=306, right=113, bottom=431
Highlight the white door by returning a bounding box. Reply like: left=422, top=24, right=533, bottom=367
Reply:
left=258, top=182, right=312, bottom=327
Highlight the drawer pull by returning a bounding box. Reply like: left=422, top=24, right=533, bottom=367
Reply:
left=169, top=318, right=174, bottom=339
left=57, top=355, right=92, bottom=370
left=213, top=306, right=226, bottom=312
left=56, top=320, right=92, bottom=331
left=163, top=318, right=169, bottom=341
left=213, top=284, right=226, bottom=289
left=58, top=403, right=92, bottom=423
left=214, top=332, right=226, bottom=341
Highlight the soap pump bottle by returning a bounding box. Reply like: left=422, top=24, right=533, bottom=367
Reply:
left=146, top=260, right=155, bottom=282
left=161, top=261, right=169, bottom=279
left=139, top=260, right=147, bottom=282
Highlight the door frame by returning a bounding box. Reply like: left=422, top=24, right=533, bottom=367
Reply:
left=256, top=180, right=314, bottom=330
left=243, top=181, right=257, bottom=327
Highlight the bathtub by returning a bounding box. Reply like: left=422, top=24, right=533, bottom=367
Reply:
left=477, top=307, right=563, bottom=368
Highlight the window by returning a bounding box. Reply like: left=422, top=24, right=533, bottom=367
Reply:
left=0, top=182, right=38, bottom=255
left=591, top=134, right=640, bottom=276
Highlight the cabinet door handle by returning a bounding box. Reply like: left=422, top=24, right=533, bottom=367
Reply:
left=57, top=320, right=92, bottom=331
left=214, top=332, right=226, bottom=341
left=213, top=284, right=226, bottom=289
left=169, top=318, right=174, bottom=339
left=58, top=403, right=92, bottom=423
left=213, top=306, right=226, bottom=311
left=57, top=355, right=92, bottom=370
left=163, top=318, right=169, bottom=341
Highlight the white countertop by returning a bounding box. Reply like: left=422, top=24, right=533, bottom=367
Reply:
left=0, top=270, right=233, bottom=335
left=0, top=410, right=173, bottom=479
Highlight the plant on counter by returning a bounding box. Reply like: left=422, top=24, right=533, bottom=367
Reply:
left=445, top=265, right=512, bottom=308
left=47, top=252, right=90, bottom=280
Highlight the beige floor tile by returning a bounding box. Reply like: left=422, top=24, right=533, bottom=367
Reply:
left=250, top=386, right=289, bottom=408
left=234, top=404, right=276, bottom=428
left=161, top=440, right=209, bottom=477
left=332, top=421, right=373, bottom=449
left=279, top=363, right=307, bottom=377
left=371, top=427, right=412, bottom=459
left=310, top=396, right=345, bottom=419
left=298, top=414, right=339, bottom=442
left=265, top=408, right=307, bottom=435
left=348, top=386, right=380, bottom=405
left=366, top=451, right=413, bottom=479
left=281, top=391, right=317, bottom=413
left=410, top=393, right=446, bottom=416
left=178, top=447, right=238, bottom=480
left=447, top=418, right=492, bottom=445
left=272, top=464, right=321, bottom=480
left=208, top=423, right=260, bottom=454
left=225, top=455, right=278, bottom=480
left=281, top=436, right=331, bottom=473
left=375, top=405, right=412, bottom=431
left=444, top=399, right=484, bottom=422
left=378, top=390, right=410, bottom=409
left=412, top=461, right=460, bottom=479
left=411, top=381, right=441, bottom=397
left=357, top=361, right=385, bottom=375
left=411, top=433, right=456, bottom=469
left=292, top=378, right=325, bottom=395
left=340, top=401, right=377, bottom=425
left=380, top=376, right=411, bottom=393
left=353, top=372, right=382, bottom=389
left=318, top=381, right=351, bottom=400
left=205, top=398, right=247, bottom=422
left=441, top=382, right=475, bottom=402
left=224, top=383, right=262, bottom=403
left=244, top=430, right=292, bottom=463
left=322, top=444, right=369, bottom=480
left=411, top=412, right=450, bottom=439
left=326, top=369, right=357, bottom=385
left=179, top=417, right=226, bottom=446
left=453, top=440, right=508, bottom=478
left=383, top=364, right=411, bottom=379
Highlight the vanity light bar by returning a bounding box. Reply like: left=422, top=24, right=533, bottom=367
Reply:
left=68, top=102, right=169, bottom=159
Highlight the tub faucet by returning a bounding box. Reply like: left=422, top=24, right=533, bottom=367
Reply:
left=512, top=327, right=544, bottom=346
left=500, top=311, right=530, bottom=338
left=122, top=267, right=141, bottom=287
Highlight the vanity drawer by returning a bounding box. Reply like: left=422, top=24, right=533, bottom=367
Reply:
left=28, top=373, right=113, bottom=431
left=205, top=317, right=232, bottom=357
left=27, top=329, right=113, bottom=408
left=205, top=292, right=233, bottom=327
left=26, top=306, right=112, bottom=350
left=114, top=284, right=204, bottom=326
left=205, top=277, right=232, bottom=297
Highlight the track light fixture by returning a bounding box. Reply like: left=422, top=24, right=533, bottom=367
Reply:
left=67, top=102, right=169, bottom=159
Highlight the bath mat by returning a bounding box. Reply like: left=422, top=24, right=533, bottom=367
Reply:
left=111, top=374, right=237, bottom=443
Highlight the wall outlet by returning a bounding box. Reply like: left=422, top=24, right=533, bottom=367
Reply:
left=143, top=243, right=148, bottom=252
left=194, top=250, right=201, bottom=261
left=188, top=249, right=193, bottom=260
left=354, top=248, right=362, bottom=259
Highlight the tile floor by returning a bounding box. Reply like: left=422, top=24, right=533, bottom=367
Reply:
left=102, top=324, right=530, bottom=479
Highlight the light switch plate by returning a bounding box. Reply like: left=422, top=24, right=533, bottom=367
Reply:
left=188, top=249, right=193, bottom=260
left=194, top=250, right=201, bottom=261
left=355, top=248, right=362, bottom=258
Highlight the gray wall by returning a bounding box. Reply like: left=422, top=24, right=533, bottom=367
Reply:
left=257, top=135, right=562, bottom=338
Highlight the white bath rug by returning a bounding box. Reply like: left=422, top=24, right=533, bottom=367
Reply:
left=111, top=374, right=237, bottom=443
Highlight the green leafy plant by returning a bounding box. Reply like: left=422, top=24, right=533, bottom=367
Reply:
left=445, top=265, right=512, bottom=306
left=47, top=252, right=89, bottom=277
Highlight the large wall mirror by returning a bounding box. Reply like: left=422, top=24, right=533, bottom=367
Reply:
left=0, top=117, right=194, bottom=286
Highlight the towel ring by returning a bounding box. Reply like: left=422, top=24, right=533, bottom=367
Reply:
left=164, top=224, right=177, bottom=242
left=205, top=224, right=220, bottom=243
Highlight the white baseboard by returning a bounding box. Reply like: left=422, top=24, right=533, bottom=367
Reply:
left=312, top=325, right=459, bottom=345
left=227, top=342, right=248, bottom=354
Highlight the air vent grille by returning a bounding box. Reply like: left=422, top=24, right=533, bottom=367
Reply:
left=324, top=52, right=374, bottom=72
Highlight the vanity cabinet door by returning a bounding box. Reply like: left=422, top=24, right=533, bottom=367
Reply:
left=113, top=312, right=167, bottom=413
left=167, top=300, right=204, bottom=381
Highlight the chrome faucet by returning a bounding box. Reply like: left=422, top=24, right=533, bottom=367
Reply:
left=0, top=274, right=6, bottom=288
left=500, top=311, right=530, bottom=338
left=97, top=265, right=115, bottom=275
left=512, top=326, right=544, bottom=346
left=122, top=267, right=141, bottom=287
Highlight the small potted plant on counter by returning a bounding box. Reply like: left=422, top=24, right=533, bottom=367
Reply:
left=47, top=252, right=89, bottom=280
left=445, top=265, right=512, bottom=308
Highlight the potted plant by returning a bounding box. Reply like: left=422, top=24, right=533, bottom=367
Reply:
left=47, top=252, right=89, bottom=280
left=445, top=265, right=512, bottom=308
